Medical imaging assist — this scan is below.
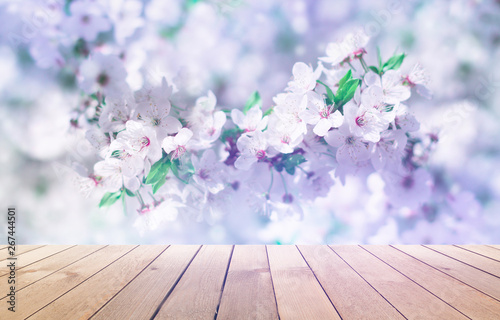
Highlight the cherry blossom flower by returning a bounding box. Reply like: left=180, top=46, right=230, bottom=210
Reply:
left=266, top=116, right=304, bottom=154
left=371, top=130, right=407, bottom=171
left=320, top=29, right=369, bottom=65
left=116, top=120, right=162, bottom=162
left=79, top=53, right=128, bottom=98
left=324, top=124, right=372, bottom=166
left=365, top=70, right=411, bottom=104
left=107, top=0, right=144, bottom=44
left=94, top=158, right=141, bottom=192
left=162, top=128, right=193, bottom=159
left=344, top=100, right=387, bottom=143
left=382, top=168, right=433, bottom=209
left=395, top=104, right=420, bottom=132
left=191, top=149, right=226, bottom=194
left=299, top=91, right=343, bottom=136
left=61, top=0, right=111, bottom=41
left=404, top=63, right=432, bottom=99
left=286, top=62, right=323, bottom=94
left=273, top=92, right=308, bottom=135
left=99, top=92, right=136, bottom=133
left=235, top=131, right=268, bottom=170
left=134, top=78, right=182, bottom=140
left=231, top=105, right=268, bottom=133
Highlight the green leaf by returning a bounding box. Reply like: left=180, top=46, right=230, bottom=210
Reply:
left=220, top=127, right=243, bottom=142
left=316, top=80, right=335, bottom=106
left=382, top=53, right=406, bottom=71
left=368, top=66, right=380, bottom=74
left=377, top=46, right=382, bottom=69
left=125, top=188, right=135, bottom=197
left=99, top=191, right=122, bottom=208
left=152, top=177, right=167, bottom=194
left=145, top=159, right=170, bottom=185
left=263, top=107, right=274, bottom=117
left=243, top=91, right=261, bottom=114
left=334, top=78, right=360, bottom=107
left=338, top=69, right=352, bottom=89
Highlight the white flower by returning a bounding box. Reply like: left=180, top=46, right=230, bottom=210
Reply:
left=94, top=158, right=140, bottom=192
left=106, top=139, right=144, bottom=176
left=266, top=115, right=304, bottom=154
left=371, top=129, right=407, bottom=171
left=382, top=168, right=432, bottom=209
left=135, top=77, right=182, bottom=140
left=99, top=91, right=135, bottom=132
left=298, top=167, right=335, bottom=200
left=107, top=0, right=144, bottom=44
left=324, top=124, right=372, bottom=166
left=162, top=128, right=193, bottom=159
left=191, top=149, right=226, bottom=194
left=235, top=131, right=268, bottom=170
left=404, top=63, right=432, bottom=99
left=299, top=91, right=343, bottom=136
left=287, top=62, right=323, bottom=94
left=320, top=29, right=369, bottom=65
left=395, top=104, right=420, bottom=132
left=186, top=91, right=227, bottom=147
left=231, top=105, right=268, bottom=133
left=116, top=120, right=162, bottom=162
left=85, top=128, right=110, bottom=158
left=80, top=53, right=128, bottom=99
left=62, top=0, right=111, bottom=41
left=273, top=92, right=308, bottom=135
left=365, top=70, right=411, bottom=104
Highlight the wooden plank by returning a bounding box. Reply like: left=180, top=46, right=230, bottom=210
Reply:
left=487, top=245, right=500, bottom=250
left=0, top=245, right=135, bottom=319
left=425, top=245, right=500, bottom=278
left=28, top=245, right=167, bottom=320
left=298, top=245, right=403, bottom=319
left=364, top=245, right=500, bottom=319
left=457, top=245, right=500, bottom=262
left=0, top=245, right=106, bottom=298
left=0, top=245, right=74, bottom=277
left=154, top=245, right=233, bottom=320
left=217, top=245, right=279, bottom=320
left=393, top=245, right=500, bottom=301
left=267, top=245, right=341, bottom=320
left=330, top=245, right=468, bottom=319
left=91, top=245, right=201, bottom=320
left=0, top=245, right=8, bottom=250
left=0, top=245, right=44, bottom=261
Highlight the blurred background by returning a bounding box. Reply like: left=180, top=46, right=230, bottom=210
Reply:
left=0, top=0, right=499, bottom=244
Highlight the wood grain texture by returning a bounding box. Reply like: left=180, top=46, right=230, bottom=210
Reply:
left=154, top=245, right=233, bottom=320
left=487, top=245, right=500, bottom=250
left=0, top=245, right=106, bottom=299
left=331, top=245, right=468, bottom=319
left=0, top=245, right=44, bottom=262
left=457, top=245, right=500, bottom=262
left=0, top=245, right=135, bottom=320
left=91, top=245, right=200, bottom=320
left=267, top=245, right=341, bottom=320
left=364, top=245, right=500, bottom=319
left=393, top=245, right=500, bottom=300
left=217, top=245, right=279, bottom=320
left=298, top=245, right=403, bottom=320
left=425, top=245, right=500, bottom=278
left=27, top=245, right=167, bottom=320
left=0, top=245, right=73, bottom=277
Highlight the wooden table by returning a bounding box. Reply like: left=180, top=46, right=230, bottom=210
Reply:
left=1, top=245, right=500, bottom=319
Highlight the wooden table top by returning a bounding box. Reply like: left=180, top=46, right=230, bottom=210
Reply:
left=1, top=244, right=500, bottom=319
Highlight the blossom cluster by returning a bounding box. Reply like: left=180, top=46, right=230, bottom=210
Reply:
left=69, top=28, right=437, bottom=223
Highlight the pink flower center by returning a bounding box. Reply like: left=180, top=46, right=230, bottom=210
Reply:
left=281, top=136, right=291, bottom=144
left=256, top=150, right=266, bottom=160
left=173, top=145, right=186, bottom=158
left=320, top=109, right=330, bottom=119
left=355, top=115, right=366, bottom=127
left=141, top=137, right=150, bottom=149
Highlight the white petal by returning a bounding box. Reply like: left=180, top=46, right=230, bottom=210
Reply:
left=313, top=118, right=332, bottom=136
left=234, top=154, right=257, bottom=170
left=324, top=129, right=345, bottom=147
left=175, top=128, right=193, bottom=145
left=162, top=137, right=176, bottom=153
